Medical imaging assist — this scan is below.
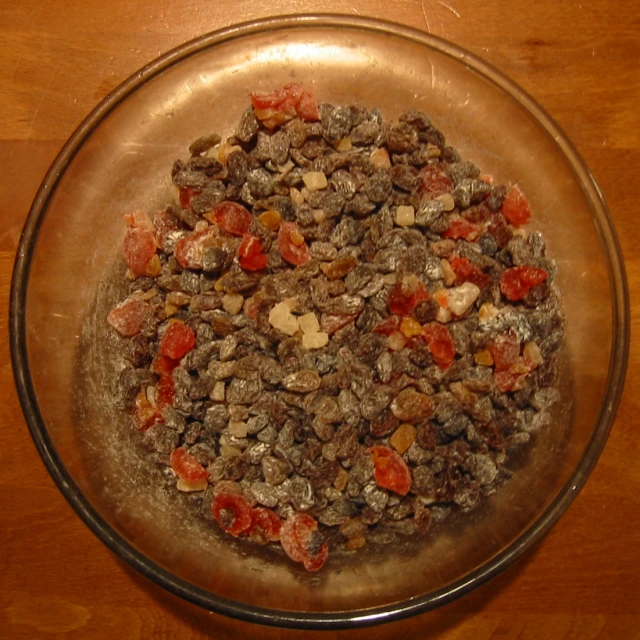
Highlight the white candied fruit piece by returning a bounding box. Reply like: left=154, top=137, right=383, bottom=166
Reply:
left=290, top=187, right=305, bottom=206
left=479, top=302, right=499, bottom=323
left=177, top=478, right=209, bottom=492
left=388, top=331, right=406, bottom=351
left=298, top=312, right=320, bottom=335
left=302, top=171, right=328, bottom=192
left=228, top=420, right=249, bottom=438
left=370, top=147, right=391, bottom=169
left=436, top=307, right=452, bottom=323
left=268, top=301, right=299, bottom=336
left=222, top=293, right=244, bottom=315
left=440, top=259, right=456, bottom=286
left=211, top=381, right=226, bottom=402
left=382, top=273, right=397, bottom=285
left=395, top=205, right=415, bottom=227
left=302, top=332, right=329, bottom=350
left=435, top=193, right=455, bottom=212
left=447, top=282, right=481, bottom=316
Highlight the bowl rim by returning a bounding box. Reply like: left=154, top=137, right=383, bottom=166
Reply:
left=9, top=13, right=630, bottom=630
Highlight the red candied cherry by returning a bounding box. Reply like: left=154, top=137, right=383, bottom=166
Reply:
left=212, top=492, right=254, bottom=537
left=280, top=513, right=329, bottom=572
left=158, top=322, right=196, bottom=360
left=387, top=275, right=429, bottom=316
left=423, top=322, right=456, bottom=370
left=367, top=446, right=412, bottom=496
left=500, top=266, right=548, bottom=301
left=278, top=222, right=311, bottom=266
left=502, top=185, right=532, bottom=227
left=107, top=299, right=150, bottom=337
left=170, top=447, right=210, bottom=482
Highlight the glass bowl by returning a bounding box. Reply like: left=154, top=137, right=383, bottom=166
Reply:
left=10, top=14, right=629, bottom=630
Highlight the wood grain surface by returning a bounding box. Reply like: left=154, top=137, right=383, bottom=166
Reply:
left=1, top=1, right=639, bottom=638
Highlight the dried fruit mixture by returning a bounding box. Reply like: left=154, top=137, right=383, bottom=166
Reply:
left=107, top=83, right=564, bottom=572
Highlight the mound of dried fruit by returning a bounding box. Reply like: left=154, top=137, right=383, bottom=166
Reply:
left=108, top=84, right=563, bottom=572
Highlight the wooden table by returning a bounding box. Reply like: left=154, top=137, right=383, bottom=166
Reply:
left=1, top=1, right=638, bottom=638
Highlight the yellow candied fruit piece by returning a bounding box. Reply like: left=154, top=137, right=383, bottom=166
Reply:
left=479, top=302, right=499, bottom=322
left=145, top=254, right=162, bottom=277
left=390, top=423, right=417, bottom=454
left=258, top=209, right=282, bottom=231
left=475, top=349, right=494, bottom=366
left=523, top=341, right=543, bottom=366
left=433, top=289, right=449, bottom=308
left=346, top=536, right=366, bottom=550
left=334, top=137, right=352, bottom=152
left=176, top=478, right=209, bottom=492
left=165, top=303, right=178, bottom=317
left=400, top=317, right=424, bottom=338
left=290, top=228, right=305, bottom=246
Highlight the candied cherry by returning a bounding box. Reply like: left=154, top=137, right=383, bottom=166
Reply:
left=420, top=164, right=453, bottom=197
left=296, top=89, right=321, bottom=121
left=500, top=266, right=548, bottom=301
left=488, top=332, right=520, bottom=371
left=179, top=186, right=201, bottom=210
left=107, top=299, right=149, bottom=337
left=387, top=275, right=429, bottom=316
left=373, top=315, right=402, bottom=336
left=212, top=492, right=254, bottom=537
left=211, top=201, right=253, bottom=237
left=123, top=227, right=156, bottom=277
left=250, top=508, right=282, bottom=542
left=240, top=253, right=269, bottom=271
left=153, top=209, right=179, bottom=250
left=423, top=323, right=456, bottom=369
left=367, top=446, right=412, bottom=496
left=449, top=256, right=489, bottom=288
left=502, top=185, right=532, bottom=227
left=251, top=83, right=301, bottom=110
left=238, top=233, right=268, bottom=270
left=443, top=218, right=483, bottom=242
left=170, top=447, right=210, bottom=482
left=279, top=222, right=311, bottom=266
left=251, top=83, right=319, bottom=128
left=159, top=322, right=196, bottom=360
left=280, top=513, right=329, bottom=572
left=151, top=354, right=180, bottom=377
left=155, top=375, right=175, bottom=411
left=494, top=370, right=518, bottom=393
left=238, top=233, right=263, bottom=259
left=174, top=227, right=218, bottom=269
